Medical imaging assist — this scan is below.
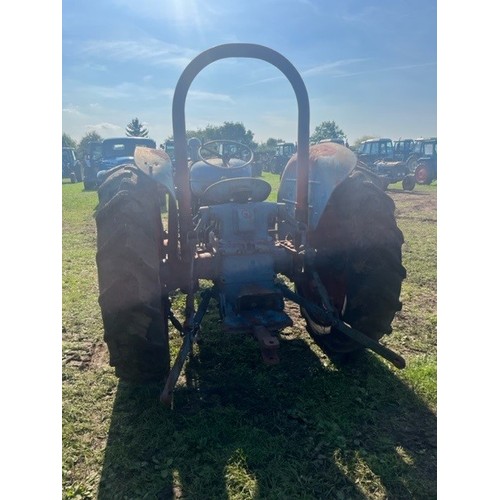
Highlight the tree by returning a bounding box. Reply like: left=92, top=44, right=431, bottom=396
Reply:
left=265, top=137, right=284, bottom=148
left=77, top=131, right=103, bottom=160
left=310, top=120, right=345, bottom=143
left=126, top=118, right=149, bottom=137
left=202, top=122, right=256, bottom=148
left=62, top=133, right=77, bottom=149
left=166, top=121, right=257, bottom=149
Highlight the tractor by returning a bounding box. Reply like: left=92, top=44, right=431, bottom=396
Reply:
left=393, top=139, right=415, bottom=160
left=272, top=142, right=296, bottom=175
left=213, top=140, right=262, bottom=177
left=94, top=44, right=407, bottom=406
left=356, top=138, right=416, bottom=191
left=412, top=138, right=437, bottom=185
left=62, top=147, right=83, bottom=183
left=83, top=137, right=156, bottom=190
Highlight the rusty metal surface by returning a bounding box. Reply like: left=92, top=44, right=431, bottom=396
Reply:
left=278, top=142, right=356, bottom=231
left=253, top=325, right=280, bottom=365
left=133, top=147, right=176, bottom=198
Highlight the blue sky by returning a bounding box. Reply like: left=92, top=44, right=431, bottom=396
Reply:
left=62, top=0, right=437, bottom=145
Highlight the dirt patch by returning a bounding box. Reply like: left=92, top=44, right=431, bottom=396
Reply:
left=89, top=341, right=109, bottom=369
left=63, top=341, right=109, bottom=371
left=389, top=189, right=437, bottom=221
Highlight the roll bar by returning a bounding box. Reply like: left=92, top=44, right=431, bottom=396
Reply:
left=171, top=43, right=310, bottom=260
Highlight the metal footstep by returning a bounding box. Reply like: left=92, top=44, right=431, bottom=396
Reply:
left=253, top=326, right=280, bottom=365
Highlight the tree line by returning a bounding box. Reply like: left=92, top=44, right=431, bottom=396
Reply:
left=63, top=117, right=369, bottom=159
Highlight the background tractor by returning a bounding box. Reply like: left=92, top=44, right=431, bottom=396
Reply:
left=271, top=142, right=296, bottom=175
left=83, top=136, right=156, bottom=190
left=412, top=137, right=437, bottom=184
left=62, top=147, right=83, bottom=183
left=356, top=138, right=416, bottom=191
left=94, top=44, right=407, bottom=406
left=393, top=138, right=415, bottom=160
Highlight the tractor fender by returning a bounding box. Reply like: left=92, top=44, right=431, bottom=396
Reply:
left=134, top=146, right=176, bottom=200
left=277, top=142, right=356, bottom=230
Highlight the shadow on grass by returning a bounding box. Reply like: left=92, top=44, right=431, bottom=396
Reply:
left=97, top=330, right=436, bottom=499
left=386, top=189, right=431, bottom=196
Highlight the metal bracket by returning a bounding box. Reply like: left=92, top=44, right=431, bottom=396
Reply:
left=160, top=288, right=214, bottom=407
left=253, top=325, right=280, bottom=365
left=276, top=283, right=405, bottom=369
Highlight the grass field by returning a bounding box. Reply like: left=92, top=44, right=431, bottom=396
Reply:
left=62, top=174, right=437, bottom=499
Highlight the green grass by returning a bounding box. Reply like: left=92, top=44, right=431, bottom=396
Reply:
left=62, top=177, right=437, bottom=499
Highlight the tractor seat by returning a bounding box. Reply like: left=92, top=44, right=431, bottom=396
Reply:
left=201, top=177, right=272, bottom=204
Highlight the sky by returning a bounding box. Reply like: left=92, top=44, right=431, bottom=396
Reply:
left=62, top=0, right=437, bottom=146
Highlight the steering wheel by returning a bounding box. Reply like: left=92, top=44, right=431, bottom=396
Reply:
left=198, top=140, right=254, bottom=169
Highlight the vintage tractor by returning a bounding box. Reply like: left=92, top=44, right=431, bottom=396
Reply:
left=413, top=138, right=437, bottom=185
left=84, top=137, right=156, bottom=190
left=272, top=142, right=297, bottom=175
left=94, top=44, right=407, bottom=406
left=62, top=147, right=83, bottom=183
left=356, top=138, right=416, bottom=191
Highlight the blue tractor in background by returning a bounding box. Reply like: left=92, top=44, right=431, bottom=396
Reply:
left=93, top=44, right=407, bottom=406
left=356, top=138, right=417, bottom=191
left=62, top=147, right=83, bottom=183
left=83, top=137, right=156, bottom=190
left=271, top=142, right=296, bottom=175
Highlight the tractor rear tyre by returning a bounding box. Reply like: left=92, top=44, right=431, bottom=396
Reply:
left=74, top=161, right=83, bottom=183
left=83, top=166, right=97, bottom=190
left=298, top=171, right=406, bottom=360
left=414, top=163, right=432, bottom=185
left=402, top=174, right=416, bottom=191
left=95, top=164, right=170, bottom=383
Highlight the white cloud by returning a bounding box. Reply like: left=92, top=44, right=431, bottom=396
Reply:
left=187, top=90, right=235, bottom=104
left=85, top=122, right=123, bottom=134
left=62, top=105, right=83, bottom=116
left=249, top=60, right=437, bottom=86
left=301, top=59, right=368, bottom=77
left=110, top=0, right=223, bottom=25
left=77, top=82, right=163, bottom=101
left=341, top=6, right=378, bottom=24
left=324, top=62, right=436, bottom=80
left=244, top=58, right=368, bottom=86
left=161, top=88, right=234, bottom=103
left=81, top=62, right=108, bottom=72
left=80, top=39, right=197, bottom=69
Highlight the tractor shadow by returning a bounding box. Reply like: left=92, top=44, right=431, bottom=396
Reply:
left=97, top=319, right=436, bottom=499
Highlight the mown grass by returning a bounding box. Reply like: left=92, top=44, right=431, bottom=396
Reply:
left=62, top=175, right=437, bottom=499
